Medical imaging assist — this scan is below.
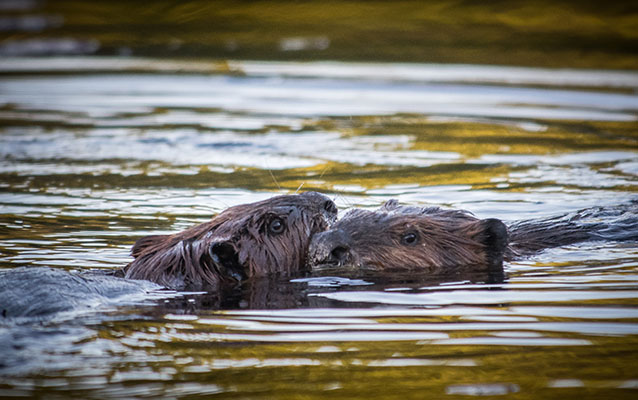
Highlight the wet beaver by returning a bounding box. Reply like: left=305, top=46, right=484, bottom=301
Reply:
left=0, top=192, right=336, bottom=320
left=123, top=191, right=337, bottom=290
left=308, top=200, right=638, bottom=273
left=0, top=266, right=164, bottom=320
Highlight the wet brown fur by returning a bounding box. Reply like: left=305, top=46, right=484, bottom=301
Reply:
left=308, top=200, right=638, bottom=273
left=308, top=200, right=507, bottom=273
left=124, top=192, right=337, bottom=289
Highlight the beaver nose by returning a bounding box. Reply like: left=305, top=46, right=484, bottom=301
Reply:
left=323, top=199, right=338, bottom=215
left=308, top=229, right=353, bottom=269
left=329, top=245, right=350, bottom=264
left=322, top=199, right=338, bottom=224
left=300, top=192, right=338, bottom=221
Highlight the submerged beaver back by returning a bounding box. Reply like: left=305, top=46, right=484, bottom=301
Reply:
left=125, top=191, right=337, bottom=289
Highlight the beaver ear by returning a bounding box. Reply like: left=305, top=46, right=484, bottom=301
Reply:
left=477, top=218, right=508, bottom=266
left=209, top=240, right=246, bottom=281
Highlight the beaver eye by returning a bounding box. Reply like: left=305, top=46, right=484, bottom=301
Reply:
left=268, top=217, right=286, bottom=235
left=401, top=232, right=418, bottom=246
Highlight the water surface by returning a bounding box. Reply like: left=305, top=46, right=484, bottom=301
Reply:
left=0, top=58, right=637, bottom=399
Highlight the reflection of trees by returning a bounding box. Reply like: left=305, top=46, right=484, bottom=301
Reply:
left=3, top=1, right=636, bottom=68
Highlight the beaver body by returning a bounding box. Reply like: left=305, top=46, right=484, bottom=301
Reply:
left=307, top=200, right=638, bottom=274
left=0, top=267, right=163, bottom=320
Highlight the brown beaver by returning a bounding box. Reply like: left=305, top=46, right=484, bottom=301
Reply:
left=123, top=191, right=337, bottom=290
left=307, top=199, right=638, bottom=273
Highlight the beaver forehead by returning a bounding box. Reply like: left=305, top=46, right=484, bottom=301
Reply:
left=335, top=209, right=389, bottom=231
left=386, top=204, right=477, bottom=221
left=213, top=207, right=313, bottom=238
left=335, top=209, right=460, bottom=233
left=219, top=193, right=330, bottom=220
left=261, top=191, right=330, bottom=209
left=252, top=206, right=306, bottom=220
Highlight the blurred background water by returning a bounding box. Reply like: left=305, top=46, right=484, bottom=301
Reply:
left=0, top=1, right=637, bottom=399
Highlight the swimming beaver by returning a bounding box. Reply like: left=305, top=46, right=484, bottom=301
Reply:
left=123, top=191, right=337, bottom=290
left=307, top=200, right=638, bottom=273
left=0, top=192, right=337, bottom=320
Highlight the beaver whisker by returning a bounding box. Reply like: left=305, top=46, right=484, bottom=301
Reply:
left=267, top=168, right=281, bottom=190
left=294, top=182, right=305, bottom=194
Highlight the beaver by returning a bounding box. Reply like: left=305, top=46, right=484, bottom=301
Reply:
left=0, top=266, right=164, bottom=320
left=0, top=192, right=337, bottom=320
left=307, top=199, right=638, bottom=273
left=123, top=191, right=337, bottom=290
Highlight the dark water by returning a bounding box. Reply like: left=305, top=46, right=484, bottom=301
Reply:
left=1, top=4, right=638, bottom=397
left=1, top=0, right=637, bottom=69
left=0, top=56, right=637, bottom=399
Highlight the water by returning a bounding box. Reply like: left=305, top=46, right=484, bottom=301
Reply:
left=1, top=58, right=637, bottom=399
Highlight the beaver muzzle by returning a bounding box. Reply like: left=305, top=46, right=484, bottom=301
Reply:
left=307, top=229, right=357, bottom=271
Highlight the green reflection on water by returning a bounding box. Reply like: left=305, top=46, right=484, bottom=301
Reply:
left=2, top=0, right=638, bottom=68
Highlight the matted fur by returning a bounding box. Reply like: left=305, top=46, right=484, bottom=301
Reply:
left=506, top=202, right=638, bottom=258
left=124, top=192, right=337, bottom=289
left=308, top=200, right=638, bottom=273
left=308, top=199, right=507, bottom=272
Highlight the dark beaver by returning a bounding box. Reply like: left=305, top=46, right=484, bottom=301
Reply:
left=308, top=200, right=638, bottom=273
left=0, top=266, right=163, bottom=320
left=124, top=191, right=337, bottom=289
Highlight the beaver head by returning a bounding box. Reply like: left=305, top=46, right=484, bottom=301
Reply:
left=307, top=200, right=507, bottom=273
left=124, top=191, right=337, bottom=290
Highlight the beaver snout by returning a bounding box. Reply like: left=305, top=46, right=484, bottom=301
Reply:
left=320, top=199, right=338, bottom=227
left=209, top=241, right=247, bottom=282
left=308, top=229, right=356, bottom=271
left=322, top=199, right=338, bottom=223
